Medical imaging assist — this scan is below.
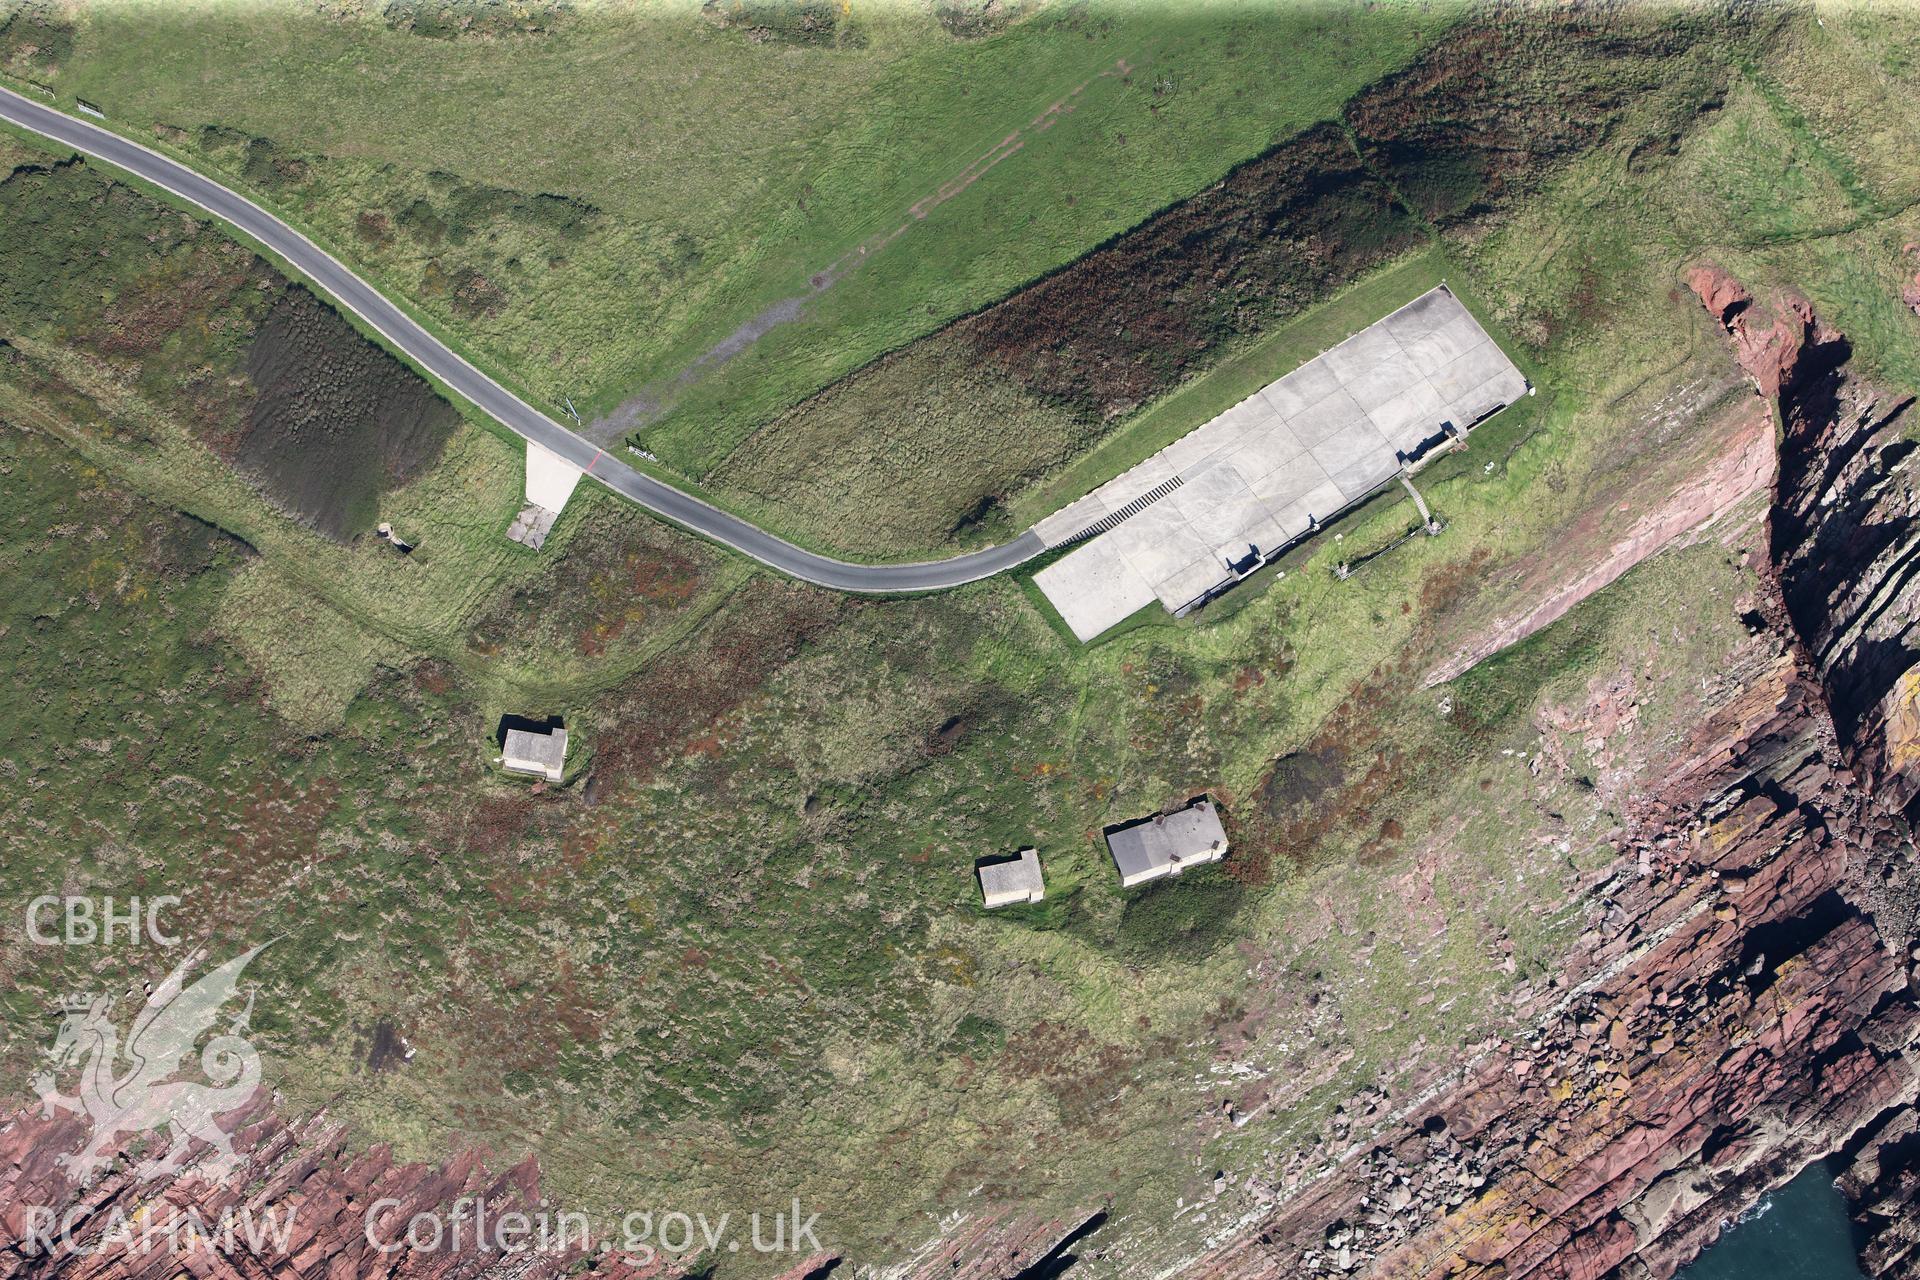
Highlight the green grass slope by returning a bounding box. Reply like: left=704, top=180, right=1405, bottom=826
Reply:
left=10, top=0, right=1460, bottom=458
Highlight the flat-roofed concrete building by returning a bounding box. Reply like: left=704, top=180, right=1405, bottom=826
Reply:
left=1034, top=286, right=1528, bottom=641
left=1106, top=798, right=1229, bottom=887
left=502, top=725, right=568, bottom=783
left=978, top=848, right=1046, bottom=908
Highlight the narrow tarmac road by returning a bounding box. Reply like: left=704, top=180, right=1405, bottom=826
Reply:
left=0, top=86, right=1045, bottom=592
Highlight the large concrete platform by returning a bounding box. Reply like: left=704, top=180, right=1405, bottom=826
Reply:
left=1034, top=286, right=1526, bottom=642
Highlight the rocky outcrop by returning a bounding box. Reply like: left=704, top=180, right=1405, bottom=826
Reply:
left=1179, top=651, right=1920, bottom=1280
left=1771, top=357, right=1920, bottom=821
left=1685, top=263, right=1846, bottom=400
left=1838, top=1101, right=1920, bottom=1277
left=0, top=1080, right=1071, bottom=1280
left=891, top=1207, right=1109, bottom=1280
left=1684, top=264, right=1751, bottom=326
left=1423, top=388, right=1776, bottom=687
left=1765, top=275, right=1920, bottom=1280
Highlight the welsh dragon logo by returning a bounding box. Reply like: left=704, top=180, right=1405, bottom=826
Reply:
left=32, top=945, right=267, bottom=1185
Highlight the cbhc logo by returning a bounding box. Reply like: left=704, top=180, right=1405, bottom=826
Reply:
left=26, top=896, right=182, bottom=946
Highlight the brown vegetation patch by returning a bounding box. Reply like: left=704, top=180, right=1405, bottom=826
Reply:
left=217, top=776, right=341, bottom=871
left=354, top=210, right=394, bottom=246
left=933, top=0, right=1025, bottom=39
left=439, top=960, right=604, bottom=1081
left=468, top=502, right=720, bottom=659
left=1417, top=546, right=1494, bottom=615
left=592, top=582, right=848, bottom=786
left=926, top=713, right=968, bottom=757
left=960, top=122, right=1422, bottom=421
left=1001, top=1020, right=1178, bottom=1132
left=1261, top=746, right=1347, bottom=823
left=90, top=251, right=260, bottom=362
left=196, top=775, right=342, bottom=931
left=458, top=793, right=538, bottom=858
left=139, top=512, right=254, bottom=582
left=237, top=286, right=458, bottom=539
left=422, top=259, right=510, bottom=319
left=701, top=0, right=854, bottom=47
left=0, top=0, right=72, bottom=89
left=362, top=1020, right=409, bottom=1073
left=382, top=0, right=570, bottom=40
left=1344, top=9, right=1755, bottom=225
left=1239, top=679, right=1411, bottom=883
left=411, top=658, right=457, bottom=697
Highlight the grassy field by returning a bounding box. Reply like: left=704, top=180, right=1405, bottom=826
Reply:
left=707, top=116, right=1432, bottom=554
left=8, top=5, right=1920, bottom=1277
left=10, top=0, right=1461, bottom=464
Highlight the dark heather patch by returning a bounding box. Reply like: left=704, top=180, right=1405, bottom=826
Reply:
left=383, top=0, right=570, bottom=40
left=0, top=0, right=74, bottom=89
left=365, top=1020, right=409, bottom=1073
left=700, top=0, right=857, bottom=47
left=934, top=0, right=1026, bottom=39
left=959, top=122, right=1423, bottom=421
left=239, top=286, right=457, bottom=540
left=1344, top=9, right=1757, bottom=226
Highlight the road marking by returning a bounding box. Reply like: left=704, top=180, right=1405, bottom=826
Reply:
left=586, top=449, right=605, bottom=475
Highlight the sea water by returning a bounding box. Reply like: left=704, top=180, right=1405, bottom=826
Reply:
left=1675, top=1161, right=1867, bottom=1280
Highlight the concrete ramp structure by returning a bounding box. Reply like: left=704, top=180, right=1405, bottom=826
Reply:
left=1034, top=286, right=1527, bottom=642
left=506, top=442, right=588, bottom=550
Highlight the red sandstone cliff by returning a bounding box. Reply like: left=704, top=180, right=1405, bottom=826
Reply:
left=1165, top=269, right=1920, bottom=1280
left=1176, top=655, right=1919, bottom=1279
left=965, top=269, right=1920, bottom=1280
left=0, top=1085, right=1072, bottom=1280
left=0, top=1094, right=706, bottom=1279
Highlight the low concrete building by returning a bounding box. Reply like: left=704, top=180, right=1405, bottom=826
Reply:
left=978, top=848, right=1045, bottom=908
left=502, top=725, right=568, bottom=783
left=1106, top=798, right=1229, bottom=887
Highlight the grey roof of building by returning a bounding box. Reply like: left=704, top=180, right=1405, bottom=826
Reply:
left=1106, top=799, right=1228, bottom=879
left=503, top=727, right=566, bottom=769
left=979, top=848, right=1044, bottom=900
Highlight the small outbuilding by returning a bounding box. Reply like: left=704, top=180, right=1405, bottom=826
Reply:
left=1106, top=798, right=1229, bottom=887
left=978, top=848, right=1045, bottom=908
left=502, top=725, right=568, bottom=783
